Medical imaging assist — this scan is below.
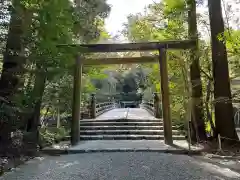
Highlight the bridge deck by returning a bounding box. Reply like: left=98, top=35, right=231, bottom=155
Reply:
left=96, top=108, right=157, bottom=120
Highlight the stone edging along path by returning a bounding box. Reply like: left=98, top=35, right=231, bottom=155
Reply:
left=40, top=140, right=205, bottom=155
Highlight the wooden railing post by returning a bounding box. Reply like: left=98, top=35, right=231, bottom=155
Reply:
left=111, top=99, right=114, bottom=109
left=153, top=93, right=161, bottom=118
left=159, top=48, right=173, bottom=145
left=90, top=93, right=96, bottom=119
left=71, top=55, right=82, bottom=145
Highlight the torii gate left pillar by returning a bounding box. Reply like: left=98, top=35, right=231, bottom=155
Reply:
left=71, top=55, right=82, bottom=145
left=158, top=48, right=173, bottom=145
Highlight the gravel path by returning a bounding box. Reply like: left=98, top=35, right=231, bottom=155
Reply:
left=1, top=152, right=240, bottom=180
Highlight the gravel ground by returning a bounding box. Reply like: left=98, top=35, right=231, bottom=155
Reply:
left=1, top=152, right=240, bottom=180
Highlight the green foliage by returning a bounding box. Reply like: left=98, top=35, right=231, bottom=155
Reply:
left=0, top=0, right=111, bottom=151
left=39, top=127, right=69, bottom=147
left=19, top=0, right=111, bottom=118
left=163, top=0, right=186, bottom=14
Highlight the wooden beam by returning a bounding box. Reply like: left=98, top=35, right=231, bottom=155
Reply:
left=57, top=39, right=196, bottom=53
left=159, top=48, right=173, bottom=145
left=82, top=56, right=158, bottom=65
left=71, top=55, right=82, bottom=145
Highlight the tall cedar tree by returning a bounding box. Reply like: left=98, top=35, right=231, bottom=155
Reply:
left=0, top=1, right=24, bottom=99
left=208, top=0, right=238, bottom=140
left=188, top=0, right=207, bottom=142
left=0, top=1, right=25, bottom=150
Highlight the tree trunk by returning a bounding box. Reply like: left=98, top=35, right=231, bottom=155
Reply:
left=0, top=1, right=24, bottom=99
left=0, top=0, right=33, bottom=99
left=0, top=1, right=25, bottom=151
left=208, top=0, right=238, bottom=140
left=188, top=0, right=207, bottom=141
left=26, top=68, right=46, bottom=150
left=0, top=119, right=13, bottom=155
left=57, top=107, right=61, bottom=128
left=205, top=79, right=217, bottom=137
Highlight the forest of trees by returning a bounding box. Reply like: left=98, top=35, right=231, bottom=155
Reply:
left=0, top=0, right=240, bottom=159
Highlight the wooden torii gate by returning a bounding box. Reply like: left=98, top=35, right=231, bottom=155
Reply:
left=58, top=39, right=196, bottom=145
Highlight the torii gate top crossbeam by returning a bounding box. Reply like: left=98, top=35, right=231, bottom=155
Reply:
left=82, top=56, right=158, bottom=65
left=57, top=39, right=196, bottom=53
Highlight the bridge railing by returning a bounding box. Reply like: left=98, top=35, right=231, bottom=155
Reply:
left=234, top=109, right=240, bottom=128
left=140, top=93, right=162, bottom=118
left=89, top=93, right=117, bottom=118
left=96, top=102, right=116, bottom=116
left=141, top=100, right=154, bottom=112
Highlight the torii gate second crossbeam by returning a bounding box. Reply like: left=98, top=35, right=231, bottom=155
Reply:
left=57, top=39, right=196, bottom=145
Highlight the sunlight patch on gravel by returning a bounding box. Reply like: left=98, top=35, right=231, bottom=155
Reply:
left=192, top=160, right=240, bottom=179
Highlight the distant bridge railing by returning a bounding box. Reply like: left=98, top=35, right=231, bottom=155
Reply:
left=89, top=94, right=118, bottom=119
left=95, top=102, right=117, bottom=116
left=140, top=93, right=162, bottom=118
left=141, top=100, right=154, bottom=113
left=234, top=109, right=240, bottom=128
